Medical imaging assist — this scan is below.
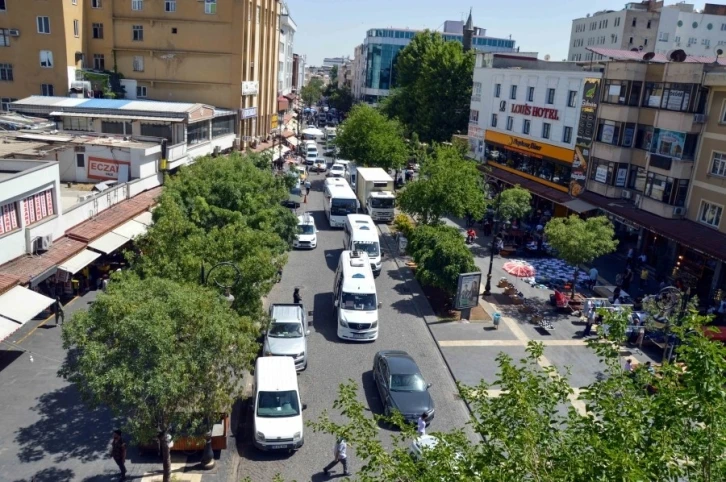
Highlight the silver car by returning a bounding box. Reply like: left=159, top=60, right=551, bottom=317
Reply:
left=263, top=304, right=310, bottom=371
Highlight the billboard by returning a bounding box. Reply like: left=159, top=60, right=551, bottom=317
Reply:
left=572, top=77, right=601, bottom=197
left=87, top=157, right=130, bottom=181
left=651, top=129, right=686, bottom=159
left=455, top=272, right=482, bottom=310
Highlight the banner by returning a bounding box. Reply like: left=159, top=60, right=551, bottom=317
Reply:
left=651, top=128, right=686, bottom=159
left=455, top=272, right=482, bottom=310
left=87, top=157, right=130, bottom=181
left=572, top=77, right=601, bottom=197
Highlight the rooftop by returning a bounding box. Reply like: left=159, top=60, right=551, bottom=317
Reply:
left=0, top=159, right=55, bottom=182
left=0, top=112, right=56, bottom=131
left=0, top=132, right=160, bottom=161
left=588, top=47, right=726, bottom=65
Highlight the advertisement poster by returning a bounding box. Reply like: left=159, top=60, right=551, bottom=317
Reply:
left=455, top=272, right=482, bottom=310
left=576, top=78, right=601, bottom=147
left=615, top=167, right=628, bottom=187
left=595, top=165, right=609, bottom=183
left=87, top=157, right=130, bottom=181
left=600, top=124, right=615, bottom=144
left=569, top=146, right=588, bottom=197
left=622, top=126, right=634, bottom=147
left=651, top=129, right=686, bottom=159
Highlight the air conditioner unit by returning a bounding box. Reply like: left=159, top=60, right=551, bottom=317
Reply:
left=673, top=206, right=685, bottom=216
left=34, top=234, right=53, bottom=253
left=8, top=29, right=20, bottom=37
left=694, top=113, right=706, bottom=123
left=621, top=189, right=632, bottom=200
left=77, top=193, right=94, bottom=203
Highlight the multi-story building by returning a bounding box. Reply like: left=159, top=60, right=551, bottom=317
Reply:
left=351, top=44, right=366, bottom=100
left=292, top=53, right=304, bottom=92
left=338, top=61, right=352, bottom=90
left=352, top=15, right=519, bottom=103
left=323, top=56, right=350, bottom=68
left=0, top=0, right=281, bottom=145
left=577, top=47, right=726, bottom=301
left=569, top=2, right=726, bottom=63
left=469, top=53, right=602, bottom=217
left=279, top=4, right=296, bottom=96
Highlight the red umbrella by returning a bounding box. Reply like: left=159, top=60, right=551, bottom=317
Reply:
left=503, top=260, right=536, bottom=278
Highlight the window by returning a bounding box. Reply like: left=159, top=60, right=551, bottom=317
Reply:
left=699, top=201, right=723, bottom=227
left=596, top=119, right=622, bottom=145
left=643, top=82, right=695, bottom=112
left=136, top=86, right=147, bottom=98
left=171, top=27, right=177, bottom=34
left=0, top=29, right=9, bottom=47
left=73, top=19, right=79, bottom=37
left=93, top=54, right=104, bottom=70
left=659, top=32, right=669, bottom=42
left=41, top=84, right=54, bottom=96
left=101, top=121, right=132, bottom=135
left=92, top=0, right=102, bottom=8
left=37, top=16, right=50, bottom=34
left=602, top=79, right=630, bottom=104
left=494, top=83, right=501, bottom=98
left=567, top=90, right=577, bottom=107
left=711, top=152, right=726, bottom=177
left=256, top=5, right=261, bottom=23
left=133, top=56, right=144, bottom=72
left=703, top=38, right=711, bottom=48
left=187, top=121, right=210, bottom=145
left=206, top=0, right=217, bottom=15
left=523, top=119, right=530, bottom=134
left=632, top=18, right=636, bottom=27
left=506, top=116, right=513, bottom=131
left=510, top=85, right=517, bottom=100
left=472, top=82, right=482, bottom=98
left=1, top=97, right=17, bottom=111
left=133, top=25, right=143, bottom=41
left=629, top=36, right=634, bottom=45
left=141, top=123, right=172, bottom=142
left=0, top=201, right=19, bottom=235
left=615, top=17, right=621, bottom=27
left=647, top=20, right=651, bottom=29
left=0, top=0, right=6, bottom=11
left=39, top=50, right=53, bottom=68
left=542, top=123, right=551, bottom=139
left=491, top=113, right=497, bottom=127
left=628, top=166, right=647, bottom=191
left=62, top=116, right=92, bottom=131
left=0, top=63, right=12, bottom=81
left=563, top=126, right=573, bottom=143
left=22, top=189, right=55, bottom=227
left=484, top=143, right=573, bottom=188
left=643, top=172, right=689, bottom=206
left=165, top=0, right=176, bottom=12
left=132, top=0, right=143, bottom=10
left=469, top=109, right=479, bottom=123
left=546, top=88, right=555, bottom=104
left=212, top=116, right=235, bottom=138
left=644, top=38, right=648, bottom=46
left=93, top=23, right=103, bottom=39
left=525, top=86, right=534, bottom=102
left=76, top=153, right=85, bottom=167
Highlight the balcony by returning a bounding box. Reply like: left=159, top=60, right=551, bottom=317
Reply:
left=592, top=142, right=634, bottom=164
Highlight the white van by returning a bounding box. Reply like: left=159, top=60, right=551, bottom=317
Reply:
left=333, top=250, right=381, bottom=341
left=253, top=356, right=305, bottom=451
left=324, top=180, right=358, bottom=228
left=344, top=214, right=382, bottom=276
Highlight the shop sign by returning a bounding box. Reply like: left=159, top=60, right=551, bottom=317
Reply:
left=595, top=165, right=609, bottom=183
left=576, top=78, right=601, bottom=148
left=87, top=157, right=129, bottom=181
left=569, top=146, right=588, bottom=196
left=241, top=81, right=259, bottom=96
left=615, top=167, right=628, bottom=187
left=650, top=128, right=686, bottom=159
left=271, top=114, right=279, bottom=129
left=240, top=107, right=257, bottom=119
left=485, top=130, right=574, bottom=163
left=510, top=104, right=560, bottom=120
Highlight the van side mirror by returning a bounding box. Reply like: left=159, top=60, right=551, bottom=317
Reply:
left=381, top=251, right=385, bottom=258
left=378, top=302, right=383, bottom=309
left=302, top=403, right=308, bottom=410
left=427, top=382, right=433, bottom=388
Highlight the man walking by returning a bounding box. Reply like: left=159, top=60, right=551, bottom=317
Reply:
left=111, top=430, right=127, bottom=481
left=54, top=296, right=64, bottom=326
left=323, top=437, right=349, bottom=477
left=588, top=267, right=599, bottom=290
left=417, top=412, right=428, bottom=436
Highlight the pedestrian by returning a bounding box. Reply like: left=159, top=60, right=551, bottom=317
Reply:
left=466, top=228, right=476, bottom=245
left=622, top=267, right=634, bottom=291
left=101, top=274, right=109, bottom=293
left=611, top=286, right=622, bottom=304
left=323, top=437, right=349, bottom=477
left=54, top=296, right=64, bottom=326
left=588, top=266, right=598, bottom=290
left=583, top=307, right=596, bottom=337
left=293, top=287, right=302, bottom=304
left=639, top=267, right=649, bottom=289
left=305, top=179, right=311, bottom=195
left=111, top=430, right=127, bottom=481
left=624, top=358, right=634, bottom=372
left=637, top=252, right=647, bottom=268
left=417, top=412, right=427, bottom=436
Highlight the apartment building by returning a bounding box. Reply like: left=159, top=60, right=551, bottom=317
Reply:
left=279, top=4, right=296, bottom=96
left=337, top=61, right=352, bottom=90
left=0, top=0, right=281, bottom=145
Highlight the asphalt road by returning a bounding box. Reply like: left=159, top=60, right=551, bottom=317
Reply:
left=235, top=159, right=471, bottom=481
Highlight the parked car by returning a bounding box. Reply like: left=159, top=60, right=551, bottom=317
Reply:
left=373, top=350, right=434, bottom=423
left=312, top=160, right=327, bottom=173
left=327, top=163, right=346, bottom=178
left=293, top=214, right=317, bottom=249
left=282, top=180, right=303, bottom=209
left=263, top=303, right=310, bottom=371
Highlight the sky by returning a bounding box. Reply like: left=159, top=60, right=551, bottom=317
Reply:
left=288, top=0, right=639, bottom=65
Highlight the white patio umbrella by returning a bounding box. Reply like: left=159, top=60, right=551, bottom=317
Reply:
left=301, top=127, right=324, bottom=137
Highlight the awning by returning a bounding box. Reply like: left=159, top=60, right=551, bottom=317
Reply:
left=0, top=314, right=20, bottom=343
left=0, top=285, right=55, bottom=324
left=563, top=199, right=597, bottom=214
left=112, top=219, right=148, bottom=240
left=88, top=231, right=132, bottom=255
left=133, top=211, right=154, bottom=226
left=286, top=136, right=299, bottom=147
left=272, top=146, right=290, bottom=161
left=58, top=249, right=102, bottom=275
left=277, top=96, right=290, bottom=112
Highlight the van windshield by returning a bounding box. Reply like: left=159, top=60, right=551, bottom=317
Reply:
left=257, top=390, right=300, bottom=418
left=353, top=241, right=380, bottom=257
left=341, top=292, right=377, bottom=311
left=331, top=198, right=357, bottom=216
left=268, top=322, right=302, bottom=338
left=370, top=197, right=395, bottom=209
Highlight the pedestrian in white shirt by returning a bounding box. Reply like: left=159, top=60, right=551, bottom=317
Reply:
left=323, top=437, right=349, bottom=476
left=417, top=412, right=427, bottom=436
left=588, top=267, right=599, bottom=290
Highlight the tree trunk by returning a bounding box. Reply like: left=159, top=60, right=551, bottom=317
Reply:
left=571, top=269, right=578, bottom=299
left=160, top=431, right=171, bottom=482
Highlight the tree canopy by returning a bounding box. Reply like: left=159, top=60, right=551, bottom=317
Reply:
left=544, top=215, right=618, bottom=296
left=382, top=31, right=475, bottom=143
left=309, top=307, right=726, bottom=482
left=408, top=224, right=477, bottom=296
left=301, top=77, right=324, bottom=106
left=334, top=104, right=408, bottom=170
left=495, top=186, right=532, bottom=221
left=60, top=274, right=258, bottom=482
left=327, top=86, right=354, bottom=113
left=131, top=153, right=298, bottom=316
left=330, top=65, right=338, bottom=85
left=398, top=144, right=486, bottom=224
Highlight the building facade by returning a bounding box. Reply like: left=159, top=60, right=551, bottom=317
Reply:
left=338, top=61, right=352, bottom=90
left=351, top=44, right=366, bottom=100
left=653, top=2, right=726, bottom=56
left=279, top=5, right=296, bottom=96
left=323, top=56, right=350, bottom=68
left=0, top=0, right=281, bottom=145
left=469, top=53, right=602, bottom=216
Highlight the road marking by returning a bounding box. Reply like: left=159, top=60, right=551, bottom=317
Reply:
left=438, top=339, right=588, bottom=348
left=16, top=295, right=79, bottom=345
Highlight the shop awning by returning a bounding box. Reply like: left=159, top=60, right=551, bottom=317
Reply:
left=58, top=249, right=102, bottom=276
left=0, top=314, right=20, bottom=342
left=112, top=219, right=148, bottom=240
left=273, top=146, right=290, bottom=161
left=0, top=285, right=55, bottom=324
left=88, top=231, right=132, bottom=255
left=287, top=136, right=299, bottom=147
left=133, top=211, right=154, bottom=226
left=563, top=199, right=597, bottom=214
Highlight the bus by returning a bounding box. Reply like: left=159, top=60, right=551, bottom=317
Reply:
left=324, top=180, right=358, bottom=228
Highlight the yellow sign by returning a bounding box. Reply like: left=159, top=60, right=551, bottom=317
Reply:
left=271, top=114, right=279, bottom=129
left=485, top=130, right=574, bottom=163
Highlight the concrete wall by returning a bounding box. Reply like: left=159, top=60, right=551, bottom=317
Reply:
left=55, top=144, right=159, bottom=184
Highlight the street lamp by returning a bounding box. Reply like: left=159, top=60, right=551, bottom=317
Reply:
left=483, top=180, right=502, bottom=296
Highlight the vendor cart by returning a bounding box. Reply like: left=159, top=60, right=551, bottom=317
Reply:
left=137, top=413, right=230, bottom=457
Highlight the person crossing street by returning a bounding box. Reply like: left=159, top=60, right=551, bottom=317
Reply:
left=323, top=437, right=349, bottom=477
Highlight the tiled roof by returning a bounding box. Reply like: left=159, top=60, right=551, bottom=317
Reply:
left=0, top=274, right=21, bottom=295
left=0, top=237, right=86, bottom=285
left=66, top=187, right=162, bottom=242
left=580, top=191, right=726, bottom=262
left=587, top=47, right=726, bottom=65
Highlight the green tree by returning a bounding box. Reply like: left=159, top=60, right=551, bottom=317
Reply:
left=59, top=275, right=258, bottom=482
left=408, top=224, right=477, bottom=296
left=328, top=86, right=354, bottom=113
left=301, top=77, right=324, bottom=106
left=544, top=215, right=618, bottom=297
left=398, top=144, right=486, bottom=224
left=330, top=65, right=338, bottom=85
left=382, top=31, right=475, bottom=142
left=334, top=104, right=408, bottom=170
left=495, top=186, right=532, bottom=222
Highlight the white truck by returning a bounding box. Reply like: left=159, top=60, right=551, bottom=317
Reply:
left=355, top=167, right=396, bottom=223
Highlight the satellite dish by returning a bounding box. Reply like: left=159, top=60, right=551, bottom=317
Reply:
left=630, top=48, right=639, bottom=52
left=668, top=49, right=687, bottom=62
left=716, top=48, right=725, bottom=57
left=544, top=54, right=551, bottom=61
left=638, top=45, right=644, bottom=51
left=643, top=52, right=655, bottom=61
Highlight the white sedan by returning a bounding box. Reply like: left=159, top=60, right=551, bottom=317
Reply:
left=326, top=163, right=346, bottom=178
